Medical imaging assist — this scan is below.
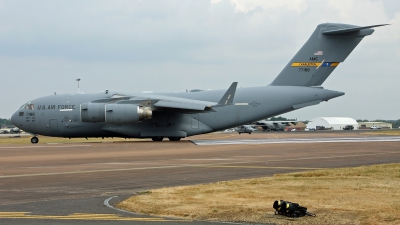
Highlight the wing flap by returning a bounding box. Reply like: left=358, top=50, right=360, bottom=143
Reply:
left=154, top=100, right=214, bottom=111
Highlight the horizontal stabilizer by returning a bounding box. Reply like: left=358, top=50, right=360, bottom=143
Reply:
left=322, top=24, right=389, bottom=35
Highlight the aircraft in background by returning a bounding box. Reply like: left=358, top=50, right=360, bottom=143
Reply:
left=255, top=120, right=298, bottom=131
left=9, top=127, right=21, bottom=134
left=10, top=23, right=387, bottom=143
left=0, top=126, right=20, bottom=134
left=0, top=129, right=9, bottom=134
left=235, top=125, right=256, bottom=134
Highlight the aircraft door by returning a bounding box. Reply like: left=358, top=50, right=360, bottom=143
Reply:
left=49, top=119, right=59, bottom=132
left=191, top=114, right=199, bottom=129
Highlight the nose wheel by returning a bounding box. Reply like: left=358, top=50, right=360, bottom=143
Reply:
left=31, top=136, right=39, bottom=144
left=151, top=137, right=164, bottom=142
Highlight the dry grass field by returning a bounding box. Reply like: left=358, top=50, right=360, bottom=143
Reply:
left=118, top=163, right=400, bottom=225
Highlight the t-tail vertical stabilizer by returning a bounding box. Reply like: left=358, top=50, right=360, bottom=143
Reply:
left=270, top=23, right=388, bottom=87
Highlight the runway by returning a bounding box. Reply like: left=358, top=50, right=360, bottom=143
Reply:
left=1, top=132, right=400, bottom=224
left=192, top=136, right=400, bottom=145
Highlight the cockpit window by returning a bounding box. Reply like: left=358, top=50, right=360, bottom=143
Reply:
left=26, top=104, right=34, bottom=110
left=20, top=102, right=34, bottom=110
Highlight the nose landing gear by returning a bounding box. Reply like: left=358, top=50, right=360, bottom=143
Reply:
left=151, top=137, right=164, bottom=142
left=31, top=136, right=39, bottom=144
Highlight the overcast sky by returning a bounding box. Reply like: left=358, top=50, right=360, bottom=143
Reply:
left=1, top=0, right=399, bottom=120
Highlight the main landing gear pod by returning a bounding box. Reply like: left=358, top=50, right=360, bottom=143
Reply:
left=151, top=137, right=182, bottom=141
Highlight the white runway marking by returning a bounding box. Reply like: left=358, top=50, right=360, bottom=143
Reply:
left=191, top=136, right=400, bottom=145
left=0, top=161, right=323, bottom=179
left=0, top=165, right=187, bottom=179
left=0, top=145, right=91, bottom=149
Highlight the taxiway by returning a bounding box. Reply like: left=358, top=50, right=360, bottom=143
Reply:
left=1, top=131, right=399, bottom=224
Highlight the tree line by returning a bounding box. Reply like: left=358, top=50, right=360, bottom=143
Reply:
left=0, top=118, right=12, bottom=126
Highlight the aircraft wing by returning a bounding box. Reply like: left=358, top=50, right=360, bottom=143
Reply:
left=256, top=120, right=298, bottom=125
left=91, top=94, right=218, bottom=112
left=128, top=82, right=238, bottom=112
left=153, top=98, right=216, bottom=111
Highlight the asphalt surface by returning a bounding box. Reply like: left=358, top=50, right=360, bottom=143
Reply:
left=1, top=131, right=400, bottom=224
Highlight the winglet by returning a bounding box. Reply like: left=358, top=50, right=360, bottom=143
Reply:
left=217, top=82, right=238, bottom=106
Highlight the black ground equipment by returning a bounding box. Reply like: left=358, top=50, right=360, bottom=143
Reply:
left=273, top=200, right=316, bottom=218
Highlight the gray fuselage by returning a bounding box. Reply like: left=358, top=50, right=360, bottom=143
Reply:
left=11, top=85, right=343, bottom=139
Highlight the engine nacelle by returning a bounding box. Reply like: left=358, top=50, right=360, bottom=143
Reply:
left=81, top=103, right=106, bottom=122
left=105, top=104, right=152, bottom=124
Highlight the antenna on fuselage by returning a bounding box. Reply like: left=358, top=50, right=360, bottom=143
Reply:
left=76, top=78, right=81, bottom=93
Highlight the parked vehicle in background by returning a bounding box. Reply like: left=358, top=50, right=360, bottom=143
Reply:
left=316, top=126, right=326, bottom=130
left=371, top=125, right=382, bottom=129
left=235, top=125, right=255, bottom=134
left=343, top=125, right=354, bottom=130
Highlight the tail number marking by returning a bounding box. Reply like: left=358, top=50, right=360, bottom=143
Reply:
left=298, top=68, right=311, bottom=72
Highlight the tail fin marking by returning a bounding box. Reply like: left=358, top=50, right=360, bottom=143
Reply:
left=270, top=23, right=388, bottom=87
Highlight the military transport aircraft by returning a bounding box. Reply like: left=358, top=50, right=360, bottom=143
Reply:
left=255, top=120, right=298, bottom=131
left=11, top=23, right=387, bottom=143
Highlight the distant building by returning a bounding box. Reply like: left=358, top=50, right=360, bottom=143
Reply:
left=358, top=121, right=392, bottom=129
left=306, top=117, right=359, bottom=130
left=1, top=124, right=15, bottom=129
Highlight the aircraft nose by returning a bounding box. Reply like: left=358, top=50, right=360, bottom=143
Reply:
left=11, top=111, right=20, bottom=127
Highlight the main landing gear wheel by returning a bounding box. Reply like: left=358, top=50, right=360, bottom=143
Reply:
left=31, top=136, right=39, bottom=144
left=168, top=137, right=181, bottom=141
left=151, top=137, right=164, bottom=142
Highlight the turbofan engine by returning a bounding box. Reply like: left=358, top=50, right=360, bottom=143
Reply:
left=81, top=103, right=152, bottom=124
left=105, top=104, right=152, bottom=124
left=81, top=103, right=106, bottom=122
